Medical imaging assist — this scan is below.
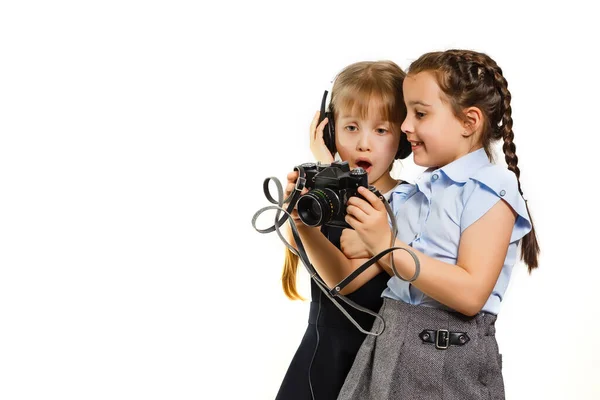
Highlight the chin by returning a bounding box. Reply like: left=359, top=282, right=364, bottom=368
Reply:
left=367, top=172, right=385, bottom=186
left=413, top=155, right=430, bottom=168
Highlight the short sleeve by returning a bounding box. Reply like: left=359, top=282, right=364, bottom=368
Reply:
left=389, top=183, right=417, bottom=212
left=460, top=165, right=532, bottom=243
left=389, top=183, right=416, bottom=221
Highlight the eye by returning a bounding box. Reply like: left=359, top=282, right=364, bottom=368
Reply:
left=375, top=128, right=389, bottom=135
left=415, top=111, right=426, bottom=119
left=344, top=125, right=358, bottom=132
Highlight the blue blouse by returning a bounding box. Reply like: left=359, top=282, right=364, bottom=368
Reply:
left=383, top=148, right=532, bottom=315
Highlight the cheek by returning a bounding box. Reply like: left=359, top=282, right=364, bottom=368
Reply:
left=418, top=121, right=443, bottom=145
left=335, top=131, right=353, bottom=153
left=374, top=135, right=400, bottom=157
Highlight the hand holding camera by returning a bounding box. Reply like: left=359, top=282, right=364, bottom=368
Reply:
left=344, top=185, right=394, bottom=258
left=284, top=171, right=309, bottom=226
left=292, top=161, right=383, bottom=229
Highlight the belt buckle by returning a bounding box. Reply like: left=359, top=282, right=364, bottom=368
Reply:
left=435, top=329, right=450, bottom=350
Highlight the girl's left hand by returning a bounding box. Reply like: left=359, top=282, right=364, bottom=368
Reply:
left=345, top=186, right=392, bottom=256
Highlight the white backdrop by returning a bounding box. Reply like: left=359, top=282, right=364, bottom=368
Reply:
left=1, top=1, right=598, bottom=399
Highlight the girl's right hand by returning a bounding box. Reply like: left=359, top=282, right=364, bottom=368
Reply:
left=310, top=111, right=335, bottom=164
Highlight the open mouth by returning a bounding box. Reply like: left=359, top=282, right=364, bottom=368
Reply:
left=356, top=160, right=372, bottom=173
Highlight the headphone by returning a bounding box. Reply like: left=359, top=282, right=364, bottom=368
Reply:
left=318, top=90, right=412, bottom=160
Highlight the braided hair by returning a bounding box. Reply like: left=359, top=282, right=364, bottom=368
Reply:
left=408, top=50, right=539, bottom=271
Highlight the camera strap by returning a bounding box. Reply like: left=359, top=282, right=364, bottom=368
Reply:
left=251, top=175, right=420, bottom=336
left=328, top=199, right=421, bottom=294
left=252, top=165, right=311, bottom=235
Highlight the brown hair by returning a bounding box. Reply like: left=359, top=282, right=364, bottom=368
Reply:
left=282, top=60, right=408, bottom=300
left=331, top=61, right=407, bottom=131
left=408, top=49, right=539, bottom=272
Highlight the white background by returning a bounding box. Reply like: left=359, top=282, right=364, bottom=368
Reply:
left=1, top=1, right=598, bottom=399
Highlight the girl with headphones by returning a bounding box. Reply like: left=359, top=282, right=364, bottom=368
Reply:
left=275, top=60, right=412, bottom=400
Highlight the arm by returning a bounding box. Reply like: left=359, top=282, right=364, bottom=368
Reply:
left=283, top=172, right=384, bottom=294
left=290, top=224, right=385, bottom=294
left=278, top=111, right=385, bottom=294
left=346, top=186, right=516, bottom=316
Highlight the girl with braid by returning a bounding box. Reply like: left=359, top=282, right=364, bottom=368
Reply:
left=337, top=49, right=540, bottom=400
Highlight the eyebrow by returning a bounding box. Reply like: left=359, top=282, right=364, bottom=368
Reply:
left=408, top=100, right=432, bottom=107
left=338, top=116, right=390, bottom=124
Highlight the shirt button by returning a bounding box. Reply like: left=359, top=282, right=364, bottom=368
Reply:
left=500, top=189, right=506, bottom=197
left=432, top=174, right=439, bottom=181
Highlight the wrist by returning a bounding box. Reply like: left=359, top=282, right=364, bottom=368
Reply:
left=373, top=235, right=395, bottom=267
left=373, top=236, right=390, bottom=256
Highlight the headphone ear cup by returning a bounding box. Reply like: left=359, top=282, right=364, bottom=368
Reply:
left=323, top=111, right=336, bottom=155
left=395, top=131, right=412, bottom=160
left=318, top=90, right=336, bottom=157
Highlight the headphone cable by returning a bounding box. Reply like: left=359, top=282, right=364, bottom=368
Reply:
left=307, top=289, right=322, bottom=400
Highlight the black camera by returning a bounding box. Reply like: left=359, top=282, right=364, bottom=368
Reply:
left=295, top=161, right=382, bottom=228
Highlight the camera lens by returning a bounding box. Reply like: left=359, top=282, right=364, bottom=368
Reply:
left=297, top=188, right=340, bottom=227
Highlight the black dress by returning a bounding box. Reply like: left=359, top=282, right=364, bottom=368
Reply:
left=275, top=225, right=390, bottom=400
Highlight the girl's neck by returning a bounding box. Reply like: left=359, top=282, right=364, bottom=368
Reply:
left=370, top=173, right=399, bottom=194
left=429, top=144, right=485, bottom=170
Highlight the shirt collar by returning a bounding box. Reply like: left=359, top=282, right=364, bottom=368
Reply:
left=438, top=148, right=491, bottom=183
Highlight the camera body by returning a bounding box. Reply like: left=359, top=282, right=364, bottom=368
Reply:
left=295, top=161, right=381, bottom=229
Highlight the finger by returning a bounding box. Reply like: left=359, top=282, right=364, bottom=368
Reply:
left=340, top=228, right=350, bottom=240
left=315, top=117, right=328, bottom=142
left=287, top=171, right=299, bottom=182
left=357, top=186, right=386, bottom=211
left=345, top=230, right=360, bottom=244
left=309, top=111, right=320, bottom=141
left=284, top=183, right=308, bottom=202
left=290, top=209, right=301, bottom=222
left=345, top=214, right=360, bottom=229
left=346, top=204, right=368, bottom=223
left=284, top=182, right=295, bottom=197
left=346, top=196, right=372, bottom=216
left=340, top=231, right=350, bottom=247
left=340, top=235, right=348, bottom=249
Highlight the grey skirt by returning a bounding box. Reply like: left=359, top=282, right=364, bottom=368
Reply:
left=337, top=298, right=504, bottom=400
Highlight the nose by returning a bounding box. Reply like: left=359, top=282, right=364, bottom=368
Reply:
left=357, top=132, right=371, bottom=152
left=401, top=116, right=413, bottom=135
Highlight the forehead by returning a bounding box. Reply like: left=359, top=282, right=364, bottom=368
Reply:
left=403, top=71, right=445, bottom=106
left=337, top=97, right=388, bottom=121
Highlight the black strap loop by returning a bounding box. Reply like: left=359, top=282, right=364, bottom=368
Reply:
left=253, top=165, right=310, bottom=234
left=252, top=172, right=421, bottom=336
left=330, top=245, right=420, bottom=296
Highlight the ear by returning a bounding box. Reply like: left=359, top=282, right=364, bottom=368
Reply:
left=462, top=106, right=483, bottom=138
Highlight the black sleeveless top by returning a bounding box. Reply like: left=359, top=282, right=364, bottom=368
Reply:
left=275, top=225, right=389, bottom=400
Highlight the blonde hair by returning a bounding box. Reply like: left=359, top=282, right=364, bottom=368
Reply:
left=282, top=60, right=407, bottom=300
